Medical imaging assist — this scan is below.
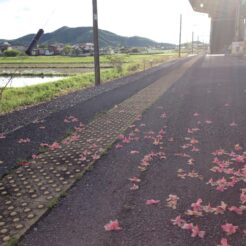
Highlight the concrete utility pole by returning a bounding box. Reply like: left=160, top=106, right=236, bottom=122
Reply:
left=192, top=31, right=194, bottom=54
left=179, top=14, right=182, bottom=58
left=92, top=0, right=100, bottom=86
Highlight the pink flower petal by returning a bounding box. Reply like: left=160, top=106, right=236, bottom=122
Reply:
left=230, top=122, right=237, bottom=127
left=160, top=113, right=167, bottom=119
left=32, top=154, right=38, bottom=159
left=228, top=206, right=243, bottom=215
left=181, top=223, right=194, bottom=230
left=128, top=177, right=141, bottom=183
left=218, top=238, right=230, bottom=246
left=191, top=225, right=206, bottom=238
left=122, top=137, right=131, bottom=144
left=171, top=216, right=185, bottom=227
left=18, top=138, right=31, bottom=144
left=130, top=184, right=139, bottom=190
left=166, top=194, right=179, bottom=209
left=104, top=220, right=122, bottom=231
left=92, top=154, right=100, bottom=160
left=145, top=199, right=160, bottom=205
left=191, top=198, right=203, bottom=212
left=115, top=144, right=123, bottom=149
left=221, top=223, right=238, bottom=235
left=64, top=115, right=79, bottom=123
left=49, top=142, right=61, bottom=150
left=240, top=189, right=246, bottom=204
left=205, top=120, right=212, bottom=124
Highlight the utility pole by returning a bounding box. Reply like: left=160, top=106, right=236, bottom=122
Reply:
left=191, top=31, right=194, bottom=54
left=92, top=0, right=100, bottom=86
left=179, top=14, right=182, bottom=58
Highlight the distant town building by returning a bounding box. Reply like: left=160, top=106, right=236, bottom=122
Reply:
left=100, top=47, right=114, bottom=55
left=29, top=43, right=95, bottom=56
left=12, top=45, right=26, bottom=52
left=0, top=42, right=11, bottom=52
left=30, top=43, right=64, bottom=56
left=48, top=43, right=64, bottom=55
left=82, top=43, right=94, bottom=53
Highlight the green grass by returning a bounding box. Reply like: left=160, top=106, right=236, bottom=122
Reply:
left=0, top=56, right=96, bottom=64
left=47, top=191, right=67, bottom=209
left=0, top=74, right=93, bottom=113
left=0, top=52, right=177, bottom=64
left=3, top=238, right=18, bottom=246
left=0, top=53, right=179, bottom=114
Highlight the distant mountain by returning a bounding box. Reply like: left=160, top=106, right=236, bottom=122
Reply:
left=3, top=26, right=176, bottom=48
left=182, top=41, right=207, bottom=46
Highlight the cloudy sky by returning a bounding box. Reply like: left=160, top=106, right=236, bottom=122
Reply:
left=0, top=0, right=210, bottom=44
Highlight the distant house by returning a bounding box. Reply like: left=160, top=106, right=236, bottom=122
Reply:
left=100, top=47, right=114, bottom=55
left=38, top=48, right=46, bottom=56
left=69, top=43, right=94, bottom=56
left=48, top=43, right=64, bottom=55
left=31, top=48, right=51, bottom=56
left=28, top=42, right=94, bottom=56
left=82, top=43, right=94, bottom=53
left=30, top=43, right=64, bottom=56
left=31, top=49, right=39, bottom=56
left=12, top=45, right=26, bottom=53
left=71, top=45, right=83, bottom=56
left=119, top=47, right=130, bottom=54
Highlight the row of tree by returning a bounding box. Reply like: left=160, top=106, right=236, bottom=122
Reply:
left=1, top=49, right=21, bottom=57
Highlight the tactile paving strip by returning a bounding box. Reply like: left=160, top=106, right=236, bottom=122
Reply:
left=0, top=57, right=199, bottom=245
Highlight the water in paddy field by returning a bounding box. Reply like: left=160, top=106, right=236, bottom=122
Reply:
left=0, top=76, right=64, bottom=88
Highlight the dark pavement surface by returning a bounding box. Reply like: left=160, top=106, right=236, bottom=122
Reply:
left=20, top=55, right=246, bottom=246
left=0, top=59, right=187, bottom=178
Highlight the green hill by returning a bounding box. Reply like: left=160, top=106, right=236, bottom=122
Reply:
left=4, top=26, right=175, bottom=48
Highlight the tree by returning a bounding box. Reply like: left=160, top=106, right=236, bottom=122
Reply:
left=106, top=55, right=126, bottom=73
left=63, top=45, right=72, bottom=56
left=4, top=49, right=20, bottom=57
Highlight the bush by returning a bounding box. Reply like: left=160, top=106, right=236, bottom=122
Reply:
left=130, top=48, right=140, bottom=53
left=106, top=55, right=125, bottom=73
left=127, top=64, right=140, bottom=72
left=4, top=49, right=20, bottom=57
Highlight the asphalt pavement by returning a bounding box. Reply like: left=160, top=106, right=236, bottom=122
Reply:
left=18, top=55, right=246, bottom=246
